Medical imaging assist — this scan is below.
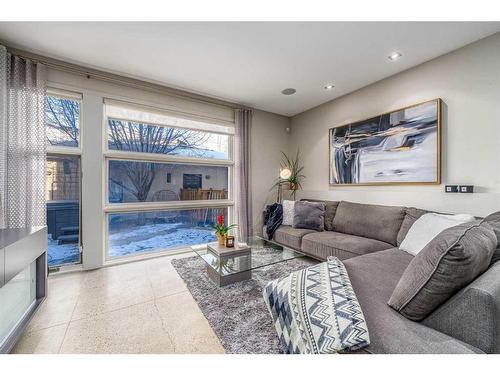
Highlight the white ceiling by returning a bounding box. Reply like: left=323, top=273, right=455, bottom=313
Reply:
left=0, top=22, right=499, bottom=116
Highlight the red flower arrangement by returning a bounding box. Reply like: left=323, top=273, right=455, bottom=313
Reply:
left=212, top=215, right=237, bottom=237
left=217, top=214, right=224, bottom=226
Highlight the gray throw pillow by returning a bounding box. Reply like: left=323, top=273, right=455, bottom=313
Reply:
left=483, top=211, right=500, bottom=264
left=293, top=201, right=325, bottom=231
left=388, top=220, right=497, bottom=321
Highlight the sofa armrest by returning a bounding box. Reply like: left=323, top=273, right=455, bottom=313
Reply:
left=423, top=261, right=500, bottom=353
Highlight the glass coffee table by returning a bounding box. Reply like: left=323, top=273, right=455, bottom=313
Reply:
left=191, top=236, right=305, bottom=286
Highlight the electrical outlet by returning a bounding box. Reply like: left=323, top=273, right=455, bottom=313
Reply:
left=459, top=185, right=474, bottom=193
left=445, top=185, right=459, bottom=193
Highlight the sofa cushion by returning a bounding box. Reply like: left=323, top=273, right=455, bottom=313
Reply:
left=332, top=201, right=405, bottom=246
left=343, top=248, right=482, bottom=354
left=273, top=225, right=315, bottom=250
left=301, top=231, right=393, bottom=261
left=389, top=220, right=497, bottom=321
left=396, top=207, right=430, bottom=246
left=483, top=211, right=500, bottom=264
left=293, top=201, right=325, bottom=231
left=324, top=201, right=340, bottom=231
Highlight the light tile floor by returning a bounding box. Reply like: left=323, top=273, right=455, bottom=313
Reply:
left=12, top=252, right=225, bottom=354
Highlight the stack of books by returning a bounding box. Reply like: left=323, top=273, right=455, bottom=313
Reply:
left=207, top=242, right=250, bottom=259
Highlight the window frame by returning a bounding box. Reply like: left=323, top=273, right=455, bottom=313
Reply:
left=102, top=100, right=235, bottom=262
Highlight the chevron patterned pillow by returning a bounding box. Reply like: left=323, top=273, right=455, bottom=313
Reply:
left=263, top=257, right=370, bottom=354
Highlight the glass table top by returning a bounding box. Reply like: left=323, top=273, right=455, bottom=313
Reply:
left=192, top=236, right=305, bottom=276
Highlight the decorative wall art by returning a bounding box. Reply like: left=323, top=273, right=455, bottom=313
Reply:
left=329, top=99, right=441, bottom=185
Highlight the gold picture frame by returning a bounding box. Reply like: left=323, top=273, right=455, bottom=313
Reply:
left=329, top=98, right=441, bottom=186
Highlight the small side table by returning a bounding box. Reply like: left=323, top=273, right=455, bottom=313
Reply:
left=191, top=237, right=305, bottom=287
left=205, top=242, right=251, bottom=286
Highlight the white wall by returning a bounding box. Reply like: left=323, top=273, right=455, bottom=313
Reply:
left=251, top=110, right=290, bottom=234
left=289, top=32, right=500, bottom=217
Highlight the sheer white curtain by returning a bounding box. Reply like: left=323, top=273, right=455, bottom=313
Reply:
left=0, top=45, right=47, bottom=228
left=235, top=109, right=253, bottom=240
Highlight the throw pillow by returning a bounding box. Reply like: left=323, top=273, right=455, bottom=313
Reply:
left=396, top=207, right=430, bottom=246
left=483, top=211, right=500, bottom=264
left=388, top=220, right=497, bottom=321
left=281, top=200, right=295, bottom=226
left=399, top=213, right=475, bottom=256
left=263, top=257, right=370, bottom=353
left=298, top=199, right=339, bottom=231
left=293, top=201, right=325, bottom=231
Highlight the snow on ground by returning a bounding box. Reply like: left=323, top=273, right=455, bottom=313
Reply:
left=48, top=222, right=216, bottom=265
left=48, top=235, right=80, bottom=267
left=108, top=222, right=216, bottom=257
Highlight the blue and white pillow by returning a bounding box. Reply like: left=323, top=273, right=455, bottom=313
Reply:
left=263, top=257, right=370, bottom=354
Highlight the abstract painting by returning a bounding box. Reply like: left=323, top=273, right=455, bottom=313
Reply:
left=329, top=99, right=440, bottom=185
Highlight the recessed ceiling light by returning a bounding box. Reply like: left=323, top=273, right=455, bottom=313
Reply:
left=281, top=88, right=296, bottom=95
left=388, top=52, right=402, bottom=61
left=324, top=84, right=335, bottom=90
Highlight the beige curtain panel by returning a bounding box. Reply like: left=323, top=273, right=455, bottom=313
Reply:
left=235, top=109, right=253, bottom=240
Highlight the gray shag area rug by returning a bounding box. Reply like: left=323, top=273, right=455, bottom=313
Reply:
left=171, top=255, right=317, bottom=354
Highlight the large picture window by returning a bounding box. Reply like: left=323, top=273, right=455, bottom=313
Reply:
left=104, top=100, right=234, bottom=260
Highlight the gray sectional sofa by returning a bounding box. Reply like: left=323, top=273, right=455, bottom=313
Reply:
left=264, top=200, right=500, bottom=354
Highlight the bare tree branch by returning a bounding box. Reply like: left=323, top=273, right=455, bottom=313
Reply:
left=107, top=120, right=211, bottom=202
left=45, top=97, right=79, bottom=146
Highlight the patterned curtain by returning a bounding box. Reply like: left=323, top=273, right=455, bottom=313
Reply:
left=0, top=45, right=47, bottom=229
left=235, top=109, right=253, bottom=240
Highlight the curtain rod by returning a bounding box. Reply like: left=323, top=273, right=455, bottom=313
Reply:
left=4, top=44, right=250, bottom=112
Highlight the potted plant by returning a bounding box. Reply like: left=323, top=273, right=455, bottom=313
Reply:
left=212, top=214, right=237, bottom=245
left=272, top=150, right=305, bottom=200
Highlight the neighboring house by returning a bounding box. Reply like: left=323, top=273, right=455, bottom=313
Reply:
left=108, top=162, right=228, bottom=203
